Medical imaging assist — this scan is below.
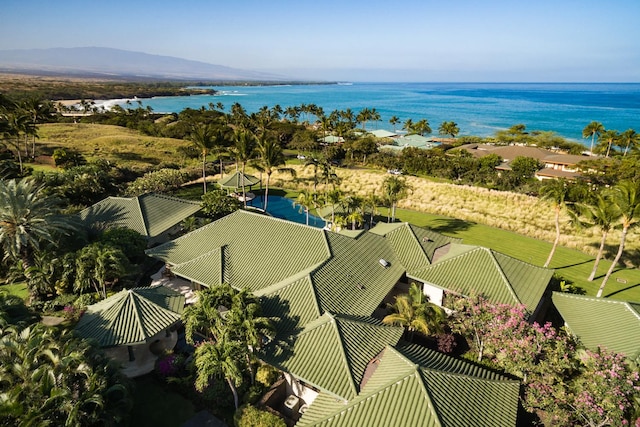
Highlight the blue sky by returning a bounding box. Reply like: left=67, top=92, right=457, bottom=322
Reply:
left=1, top=0, right=639, bottom=82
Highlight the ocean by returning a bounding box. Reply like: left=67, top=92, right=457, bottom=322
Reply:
left=112, top=82, right=640, bottom=142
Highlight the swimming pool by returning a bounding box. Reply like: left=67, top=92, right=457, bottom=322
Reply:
left=249, top=195, right=325, bottom=228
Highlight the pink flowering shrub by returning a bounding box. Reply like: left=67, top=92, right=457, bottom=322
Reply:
left=450, top=295, right=640, bottom=424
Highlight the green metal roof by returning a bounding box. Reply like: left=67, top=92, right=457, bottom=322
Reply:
left=74, top=285, right=185, bottom=347
left=147, top=210, right=331, bottom=293
left=297, top=344, right=520, bottom=427
left=147, top=211, right=405, bottom=327
left=311, top=232, right=404, bottom=317
left=369, top=222, right=461, bottom=272
left=262, top=313, right=403, bottom=401
left=217, top=171, right=260, bottom=189
left=552, top=292, right=640, bottom=361
left=369, top=129, right=397, bottom=138
left=78, top=193, right=201, bottom=242
left=409, top=244, right=553, bottom=313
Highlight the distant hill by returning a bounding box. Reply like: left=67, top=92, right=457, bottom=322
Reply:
left=0, top=47, right=290, bottom=81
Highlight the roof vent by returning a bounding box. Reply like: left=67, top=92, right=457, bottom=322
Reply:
left=379, top=259, right=390, bottom=268
left=422, top=236, right=433, bottom=243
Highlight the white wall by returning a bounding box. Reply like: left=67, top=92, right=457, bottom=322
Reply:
left=422, top=282, right=444, bottom=307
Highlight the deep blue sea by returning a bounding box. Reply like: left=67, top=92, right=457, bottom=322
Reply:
left=113, top=82, right=640, bottom=142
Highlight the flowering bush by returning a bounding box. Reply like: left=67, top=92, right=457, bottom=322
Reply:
left=451, top=295, right=640, bottom=424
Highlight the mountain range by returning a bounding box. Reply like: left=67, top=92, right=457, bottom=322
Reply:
left=0, top=47, right=291, bottom=81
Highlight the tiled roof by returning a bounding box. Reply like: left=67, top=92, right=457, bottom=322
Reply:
left=370, top=222, right=461, bottom=271
left=217, top=171, right=261, bottom=189
left=262, top=313, right=403, bottom=401
left=74, top=285, right=185, bottom=347
left=552, top=292, right=640, bottom=361
left=297, top=344, right=520, bottom=427
left=409, top=244, right=553, bottom=313
left=78, top=193, right=201, bottom=242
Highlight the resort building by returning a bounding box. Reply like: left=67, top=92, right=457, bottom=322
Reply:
left=143, top=209, right=553, bottom=425
left=552, top=292, right=640, bottom=364
left=78, top=193, right=201, bottom=245
left=456, top=143, right=592, bottom=180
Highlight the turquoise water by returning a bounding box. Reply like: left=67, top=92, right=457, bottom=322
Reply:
left=119, top=82, right=640, bottom=142
left=249, top=195, right=325, bottom=228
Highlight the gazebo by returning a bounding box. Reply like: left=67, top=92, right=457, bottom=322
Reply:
left=74, top=285, right=185, bottom=377
left=218, top=171, right=261, bottom=201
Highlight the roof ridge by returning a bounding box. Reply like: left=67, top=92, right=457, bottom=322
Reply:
left=332, top=314, right=360, bottom=398
left=483, top=248, right=523, bottom=306
left=128, top=290, right=148, bottom=341
left=400, top=223, right=432, bottom=264
left=385, top=346, right=443, bottom=426
left=134, top=195, right=151, bottom=238
left=554, top=292, right=640, bottom=323
left=420, top=365, right=520, bottom=384
left=171, top=246, right=224, bottom=268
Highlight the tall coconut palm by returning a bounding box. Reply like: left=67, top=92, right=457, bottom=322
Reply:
left=252, top=135, right=295, bottom=212
left=577, top=192, right=620, bottom=281
left=413, top=119, right=432, bottom=136
left=582, top=121, right=604, bottom=155
left=232, top=129, right=257, bottom=207
left=389, top=115, right=400, bottom=133
left=403, top=118, right=414, bottom=135
left=294, top=189, right=315, bottom=226
left=324, top=189, right=343, bottom=226
left=597, top=181, right=640, bottom=297
left=382, top=175, right=412, bottom=223
left=597, top=129, right=618, bottom=158
left=438, top=121, right=460, bottom=138
left=74, top=243, right=128, bottom=299
left=190, top=123, right=216, bottom=194
left=619, top=128, right=639, bottom=157
left=383, top=282, right=445, bottom=342
left=0, top=179, right=76, bottom=301
left=540, top=179, right=570, bottom=268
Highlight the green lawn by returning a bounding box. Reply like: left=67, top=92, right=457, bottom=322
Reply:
left=130, top=375, right=196, bottom=427
left=386, top=207, right=640, bottom=302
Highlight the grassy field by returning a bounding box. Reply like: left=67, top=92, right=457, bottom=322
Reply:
left=0, top=282, right=29, bottom=300
left=37, top=123, right=193, bottom=170
left=32, top=123, right=640, bottom=301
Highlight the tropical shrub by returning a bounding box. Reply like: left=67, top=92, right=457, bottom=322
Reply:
left=234, top=405, right=286, bottom=427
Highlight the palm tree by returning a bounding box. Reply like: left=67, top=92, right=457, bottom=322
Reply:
left=232, top=129, right=257, bottom=207
left=194, top=339, right=246, bottom=410
left=190, top=123, right=217, bottom=194
left=383, top=283, right=445, bottom=341
left=413, top=119, right=431, bottom=136
left=438, top=121, right=460, bottom=138
left=252, top=135, right=295, bottom=212
left=74, top=243, right=128, bottom=299
left=324, top=189, right=342, bottom=225
left=582, top=121, right=604, bottom=155
left=403, top=118, right=414, bottom=135
left=389, top=116, right=400, bottom=133
left=577, top=192, right=620, bottom=281
left=619, top=128, right=639, bottom=157
left=597, top=129, right=618, bottom=158
left=381, top=175, right=412, bottom=223
left=0, top=179, right=76, bottom=301
left=294, top=189, right=315, bottom=226
left=183, top=284, right=236, bottom=343
left=597, top=181, right=640, bottom=297
left=540, top=179, right=570, bottom=268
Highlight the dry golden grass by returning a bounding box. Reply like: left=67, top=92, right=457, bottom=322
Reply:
left=37, top=123, right=192, bottom=168
left=269, top=164, right=637, bottom=256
